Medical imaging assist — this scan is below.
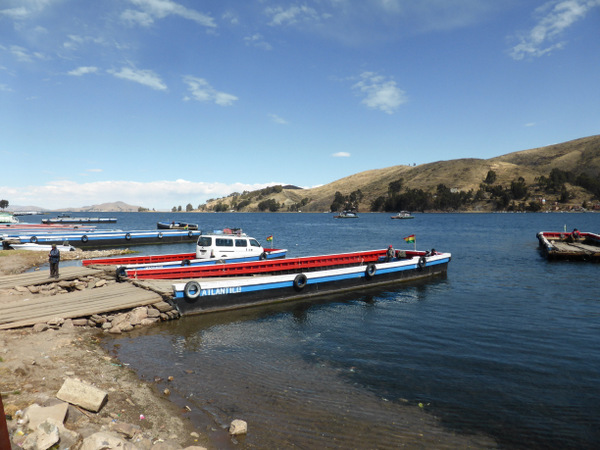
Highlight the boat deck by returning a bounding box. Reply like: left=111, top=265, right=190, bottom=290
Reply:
left=0, top=267, right=169, bottom=330
left=548, top=241, right=600, bottom=257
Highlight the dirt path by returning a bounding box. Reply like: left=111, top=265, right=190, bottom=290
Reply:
left=0, top=250, right=212, bottom=449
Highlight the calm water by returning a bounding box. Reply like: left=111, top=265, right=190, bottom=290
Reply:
left=61, top=212, right=599, bottom=448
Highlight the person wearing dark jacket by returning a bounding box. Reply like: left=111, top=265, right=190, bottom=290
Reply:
left=49, top=244, right=60, bottom=278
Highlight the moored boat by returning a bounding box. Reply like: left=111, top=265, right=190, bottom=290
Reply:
left=10, top=242, right=76, bottom=252
left=0, top=212, right=19, bottom=224
left=334, top=210, right=358, bottom=219
left=168, top=247, right=451, bottom=315
left=1, top=229, right=201, bottom=249
left=42, top=217, right=117, bottom=224
left=391, top=211, right=414, bottom=219
left=157, top=221, right=199, bottom=230
left=537, top=230, right=600, bottom=261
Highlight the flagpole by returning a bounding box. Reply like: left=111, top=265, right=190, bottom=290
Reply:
left=414, top=237, right=416, bottom=252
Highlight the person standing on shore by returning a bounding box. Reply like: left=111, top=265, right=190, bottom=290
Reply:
left=49, top=244, right=60, bottom=278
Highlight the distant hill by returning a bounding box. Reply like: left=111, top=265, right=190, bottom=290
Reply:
left=58, top=201, right=141, bottom=212
left=198, top=135, right=600, bottom=213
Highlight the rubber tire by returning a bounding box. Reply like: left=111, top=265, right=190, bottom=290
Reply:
left=81, top=235, right=88, bottom=243
left=125, top=233, right=131, bottom=240
left=116, top=266, right=127, bottom=282
left=181, top=259, right=191, bottom=266
left=158, top=232, right=163, bottom=239
left=365, top=263, right=377, bottom=279
left=259, top=252, right=267, bottom=260
left=418, top=256, right=426, bottom=269
left=184, top=281, right=201, bottom=300
left=293, top=274, right=308, bottom=290
left=30, top=236, right=38, bottom=243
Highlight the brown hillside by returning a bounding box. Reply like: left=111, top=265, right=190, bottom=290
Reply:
left=199, top=135, right=600, bottom=212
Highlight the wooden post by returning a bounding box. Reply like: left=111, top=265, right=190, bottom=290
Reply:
left=0, top=394, right=11, bottom=449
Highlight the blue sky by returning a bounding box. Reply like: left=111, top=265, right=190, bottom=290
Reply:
left=1, top=0, right=599, bottom=210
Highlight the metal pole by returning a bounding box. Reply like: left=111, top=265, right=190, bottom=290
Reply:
left=0, top=394, right=11, bottom=449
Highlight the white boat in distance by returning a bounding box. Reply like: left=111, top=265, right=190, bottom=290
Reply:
left=391, top=211, right=414, bottom=219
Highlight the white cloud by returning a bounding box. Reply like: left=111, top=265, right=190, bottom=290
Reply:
left=108, top=67, right=167, bottom=91
left=265, top=5, right=322, bottom=26
left=352, top=71, right=407, bottom=114
left=244, top=33, right=273, bottom=50
left=1, top=179, right=284, bottom=210
left=68, top=66, right=98, bottom=76
left=183, top=76, right=238, bottom=106
left=122, top=0, right=216, bottom=28
left=10, top=45, right=45, bottom=63
left=509, top=0, right=600, bottom=60
left=332, top=152, right=351, bottom=157
left=0, top=84, right=14, bottom=92
left=269, top=114, right=288, bottom=125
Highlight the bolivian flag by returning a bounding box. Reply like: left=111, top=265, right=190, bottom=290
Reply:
left=403, top=234, right=415, bottom=243
left=266, top=235, right=273, bottom=242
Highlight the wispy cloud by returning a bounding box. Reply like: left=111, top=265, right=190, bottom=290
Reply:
left=183, top=76, right=238, bottom=106
left=509, top=0, right=600, bottom=60
left=265, top=4, right=325, bottom=26
left=352, top=71, right=407, bottom=114
left=108, top=67, right=167, bottom=90
left=122, top=0, right=216, bottom=28
left=68, top=66, right=99, bottom=76
left=10, top=45, right=45, bottom=63
left=269, top=114, right=288, bottom=125
left=332, top=152, right=351, bottom=158
left=244, top=33, right=273, bottom=50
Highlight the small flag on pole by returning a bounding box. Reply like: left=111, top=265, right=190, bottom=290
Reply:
left=403, top=234, right=415, bottom=243
left=266, top=235, right=273, bottom=242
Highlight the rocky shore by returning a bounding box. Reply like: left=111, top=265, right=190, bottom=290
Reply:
left=0, top=250, right=245, bottom=449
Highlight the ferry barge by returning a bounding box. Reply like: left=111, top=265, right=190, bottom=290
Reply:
left=537, top=230, right=600, bottom=261
left=169, top=248, right=451, bottom=316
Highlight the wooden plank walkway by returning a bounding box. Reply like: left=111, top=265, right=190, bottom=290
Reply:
left=0, top=283, right=164, bottom=330
left=0, top=266, right=102, bottom=290
left=0, top=267, right=167, bottom=330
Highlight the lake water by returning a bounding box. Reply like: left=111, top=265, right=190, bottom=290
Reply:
left=58, top=211, right=599, bottom=448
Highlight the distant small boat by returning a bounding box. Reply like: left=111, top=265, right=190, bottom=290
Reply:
left=391, top=211, right=414, bottom=219
left=157, top=221, right=199, bottom=230
left=334, top=210, right=358, bottom=219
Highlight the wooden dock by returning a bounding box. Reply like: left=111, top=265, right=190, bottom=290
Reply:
left=0, top=267, right=169, bottom=330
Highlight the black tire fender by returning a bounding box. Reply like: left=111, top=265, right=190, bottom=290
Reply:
left=158, top=232, right=163, bottom=239
left=125, top=233, right=131, bottom=240
left=116, top=266, right=127, bottom=282
left=293, top=274, right=308, bottom=290
left=365, top=263, right=377, bottom=279
left=30, top=236, right=38, bottom=243
left=81, top=235, right=88, bottom=243
left=418, top=256, right=426, bottom=269
left=259, top=252, right=267, bottom=260
left=188, top=231, right=194, bottom=238
left=181, top=259, right=191, bottom=266
left=184, top=281, right=201, bottom=300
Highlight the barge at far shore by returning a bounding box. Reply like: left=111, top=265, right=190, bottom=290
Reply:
left=1, top=229, right=201, bottom=249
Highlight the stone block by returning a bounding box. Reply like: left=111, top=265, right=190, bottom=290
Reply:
left=56, top=378, right=108, bottom=413
left=24, top=402, right=68, bottom=431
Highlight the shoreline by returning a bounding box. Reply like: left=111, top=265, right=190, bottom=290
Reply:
left=0, top=250, right=215, bottom=449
